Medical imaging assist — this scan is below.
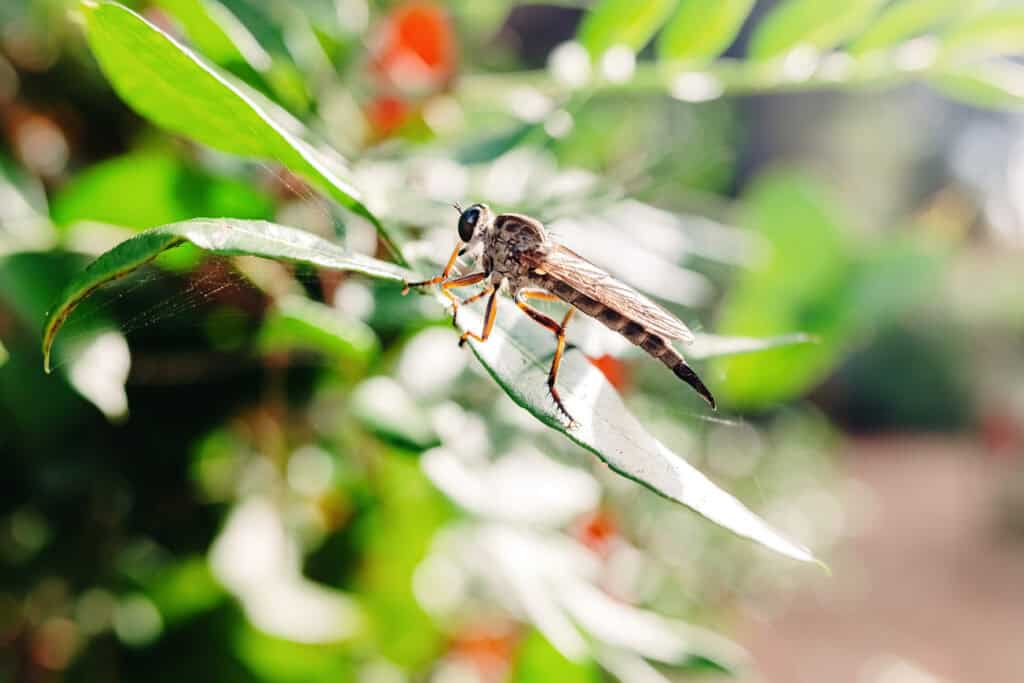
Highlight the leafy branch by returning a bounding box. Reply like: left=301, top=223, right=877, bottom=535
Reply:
left=462, top=0, right=1024, bottom=109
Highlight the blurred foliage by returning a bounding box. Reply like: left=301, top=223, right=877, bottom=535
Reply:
left=1, top=0, right=1022, bottom=682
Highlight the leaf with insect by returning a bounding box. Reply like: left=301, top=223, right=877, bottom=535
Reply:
left=80, top=1, right=404, bottom=263
left=456, top=301, right=821, bottom=566
left=41, top=218, right=413, bottom=372
left=42, top=217, right=821, bottom=565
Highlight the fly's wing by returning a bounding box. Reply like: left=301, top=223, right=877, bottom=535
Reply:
left=529, top=244, right=696, bottom=343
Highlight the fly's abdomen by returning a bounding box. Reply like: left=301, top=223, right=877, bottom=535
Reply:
left=543, top=276, right=716, bottom=409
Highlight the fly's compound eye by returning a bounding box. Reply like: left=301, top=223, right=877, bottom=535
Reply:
left=458, top=206, right=481, bottom=242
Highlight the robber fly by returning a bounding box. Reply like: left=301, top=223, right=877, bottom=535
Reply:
left=402, top=203, right=715, bottom=426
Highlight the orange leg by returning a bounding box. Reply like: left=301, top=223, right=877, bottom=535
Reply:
left=515, top=289, right=577, bottom=427
left=401, top=243, right=461, bottom=294
left=458, top=288, right=499, bottom=347
left=439, top=271, right=487, bottom=324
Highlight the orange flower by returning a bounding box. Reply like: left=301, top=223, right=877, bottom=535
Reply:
left=587, top=353, right=631, bottom=392
left=369, top=2, right=457, bottom=94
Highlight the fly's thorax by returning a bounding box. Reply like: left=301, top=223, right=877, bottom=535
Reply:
left=484, top=213, right=549, bottom=285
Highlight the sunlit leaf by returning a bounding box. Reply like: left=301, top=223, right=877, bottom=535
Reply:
left=712, top=173, right=854, bottom=407
left=156, top=0, right=266, bottom=72
left=0, top=339, right=6, bottom=368
left=931, top=60, right=1024, bottom=110
left=577, top=0, right=676, bottom=58
left=941, top=8, right=1024, bottom=60
left=356, top=453, right=450, bottom=668
left=849, top=0, right=963, bottom=53
left=41, top=218, right=414, bottom=371
left=0, top=157, right=54, bottom=254
left=422, top=446, right=600, bottom=526
left=155, top=0, right=311, bottom=111
left=465, top=525, right=746, bottom=672
left=81, top=1, right=403, bottom=262
left=656, top=0, right=755, bottom=63
left=687, top=332, right=815, bottom=360
left=456, top=303, right=820, bottom=565
left=52, top=152, right=274, bottom=230
left=510, top=630, right=599, bottom=683
left=40, top=216, right=818, bottom=564
left=350, top=376, right=439, bottom=452
left=259, top=295, right=378, bottom=365
left=748, top=0, right=887, bottom=59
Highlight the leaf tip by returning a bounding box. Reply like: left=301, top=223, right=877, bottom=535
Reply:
left=42, top=330, right=55, bottom=374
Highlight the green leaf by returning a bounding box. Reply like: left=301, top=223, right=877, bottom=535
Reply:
left=155, top=0, right=263, bottom=71
left=41, top=218, right=413, bottom=371
left=849, top=0, right=963, bottom=53
left=81, top=1, right=403, bottom=263
left=350, top=376, right=439, bottom=451
left=931, top=60, right=1024, bottom=110
left=51, top=152, right=274, bottom=230
left=0, top=156, right=54, bottom=254
left=356, top=452, right=449, bottom=668
left=511, top=630, right=599, bottom=683
left=0, top=339, right=7, bottom=368
left=155, top=0, right=311, bottom=111
left=941, top=8, right=1024, bottom=60
left=457, top=300, right=821, bottom=566
left=40, top=217, right=818, bottom=565
left=259, top=295, right=378, bottom=365
left=144, top=556, right=225, bottom=625
left=232, top=623, right=354, bottom=683
left=748, top=0, right=887, bottom=59
left=577, top=0, right=677, bottom=57
left=712, top=172, right=855, bottom=408
left=656, top=0, right=755, bottom=63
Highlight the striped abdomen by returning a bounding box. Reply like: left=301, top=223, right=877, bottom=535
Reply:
left=539, top=276, right=716, bottom=409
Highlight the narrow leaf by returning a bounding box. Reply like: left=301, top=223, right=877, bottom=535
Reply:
left=849, top=0, right=963, bottom=54
left=931, top=60, right=1024, bottom=110
left=51, top=152, right=274, bottom=230
left=688, top=332, right=815, bottom=360
left=40, top=217, right=820, bottom=565
left=458, top=303, right=821, bottom=565
left=42, top=218, right=413, bottom=371
left=748, top=0, right=887, bottom=60
left=941, top=8, right=1024, bottom=60
left=656, top=0, right=755, bottom=63
left=510, top=630, right=600, bottom=683
left=80, top=1, right=404, bottom=263
left=577, top=0, right=677, bottom=57
left=259, top=295, right=378, bottom=364
left=155, top=0, right=268, bottom=72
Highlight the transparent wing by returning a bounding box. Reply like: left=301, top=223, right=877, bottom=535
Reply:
left=531, top=244, right=696, bottom=343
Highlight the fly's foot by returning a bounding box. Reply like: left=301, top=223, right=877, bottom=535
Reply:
left=548, top=383, right=577, bottom=429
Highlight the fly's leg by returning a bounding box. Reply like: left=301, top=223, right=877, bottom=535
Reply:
left=401, top=243, right=460, bottom=294
left=440, top=272, right=487, bottom=326
left=458, top=288, right=498, bottom=347
left=515, top=289, right=577, bottom=428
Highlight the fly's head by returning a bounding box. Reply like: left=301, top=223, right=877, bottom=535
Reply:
left=454, top=202, right=494, bottom=264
